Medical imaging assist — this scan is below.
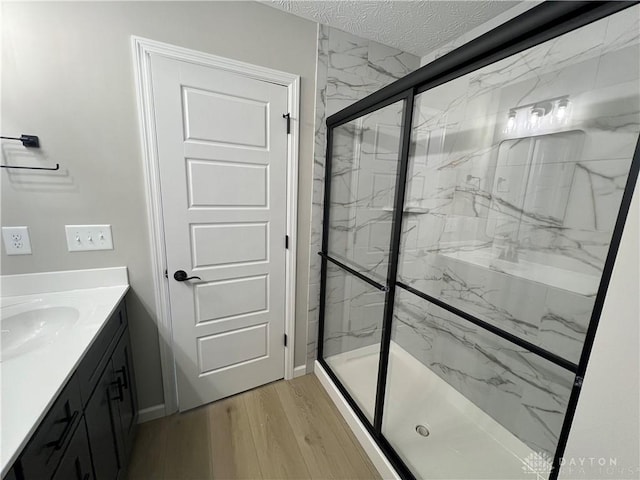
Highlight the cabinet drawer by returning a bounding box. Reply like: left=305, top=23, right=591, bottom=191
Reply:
left=19, top=373, right=82, bottom=479
left=51, top=420, right=94, bottom=480
left=77, top=302, right=127, bottom=405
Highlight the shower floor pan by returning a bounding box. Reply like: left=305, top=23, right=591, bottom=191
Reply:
left=325, top=342, right=547, bottom=479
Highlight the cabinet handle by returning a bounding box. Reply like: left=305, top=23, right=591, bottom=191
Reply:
left=45, top=410, right=79, bottom=451
left=110, top=377, right=124, bottom=402
left=116, top=366, right=129, bottom=390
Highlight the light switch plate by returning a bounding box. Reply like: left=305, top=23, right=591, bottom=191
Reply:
left=65, top=225, right=113, bottom=252
left=2, top=226, right=32, bottom=255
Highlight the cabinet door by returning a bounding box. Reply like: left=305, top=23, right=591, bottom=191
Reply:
left=111, top=330, right=138, bottom=467
left=84, top=361, right=121, bottom=480
left=52, top=421, right=94, bottom=480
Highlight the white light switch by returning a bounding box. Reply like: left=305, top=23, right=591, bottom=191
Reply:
left=65, top=225, right=113, bottom=251
left=2, top=226, right=32, bottom=255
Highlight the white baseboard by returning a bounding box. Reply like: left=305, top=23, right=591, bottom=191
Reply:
left=137, top=404, right=166, bottom=423
left=314, top=361, right=400, bottom=480
left=293, top=365, right=307, bottom=378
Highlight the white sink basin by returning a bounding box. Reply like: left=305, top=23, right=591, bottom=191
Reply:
left=1, top=306, right=80, bottom=361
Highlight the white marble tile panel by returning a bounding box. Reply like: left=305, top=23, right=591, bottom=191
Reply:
left=539, top=289, right=594, bottom=365
left=328, top=28, right=369, bottom=78
left=514, top=353, right=574, bottom=455
left=391, top=289, right=572, bottom=456
left=602, top=5, right=640, bottom=53
left=326, top=68, right=380, bottom=109
left=368, top=40, right=420, bottom=82
left=594, top=44, right=640, bottom=89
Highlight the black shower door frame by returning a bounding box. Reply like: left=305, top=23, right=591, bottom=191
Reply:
left=317, top=2, right=640, bottom=480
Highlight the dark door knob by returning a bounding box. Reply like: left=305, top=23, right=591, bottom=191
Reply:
left=173, top=270, right=202, bottom=282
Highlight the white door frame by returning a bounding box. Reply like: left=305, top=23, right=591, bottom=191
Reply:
left=132, top=36, right=299, bottom=416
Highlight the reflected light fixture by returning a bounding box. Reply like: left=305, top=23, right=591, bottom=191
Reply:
left=506, top=110, right=517, bottom=132
left=504, top=97, right=570, bottom=135
left=529, top=102, right=551, bottom=129
left=556, top=97, right=570, bottom=120
left=530, top=108, right=542, bottom=127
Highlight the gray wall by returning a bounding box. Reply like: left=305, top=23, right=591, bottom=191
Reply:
left=1, top=1, right=317, bottom=410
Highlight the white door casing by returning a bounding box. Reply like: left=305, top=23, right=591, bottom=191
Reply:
left=132, top=37, right=299, bottom=415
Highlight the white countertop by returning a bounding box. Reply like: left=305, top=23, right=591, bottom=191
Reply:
left=0, top=268, right=129, bottom=477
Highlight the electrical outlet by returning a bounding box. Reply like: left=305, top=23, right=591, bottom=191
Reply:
left=65, top=225, right=113, bottom=252
left=2, top=226, right=32, bottom=255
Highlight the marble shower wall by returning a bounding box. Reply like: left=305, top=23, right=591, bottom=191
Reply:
left=323, top=262, right=386, bottom=358
left=306, top=26, right=419, bottom=371
left=322, top=100, right=405, bottom=358
left=393, top=289, right=575, bottom=457
left=393, top=6, right=640, bottom=457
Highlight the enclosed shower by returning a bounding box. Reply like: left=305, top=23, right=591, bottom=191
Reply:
left=316, top=3, right=640, bottom=479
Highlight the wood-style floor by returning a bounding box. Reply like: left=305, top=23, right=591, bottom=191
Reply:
left=127, top=374, right=381, bottom=480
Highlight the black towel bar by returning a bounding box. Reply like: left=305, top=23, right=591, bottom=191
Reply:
left=0, top=134, right=59, bottom=170
left=1, top=134, right=40, bottom=148
left=0, top=163, right=60, bottom=171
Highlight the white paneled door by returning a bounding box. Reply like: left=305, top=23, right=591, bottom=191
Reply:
left=150, top=54, right=288, bottom=411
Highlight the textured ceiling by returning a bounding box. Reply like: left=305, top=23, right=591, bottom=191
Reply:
left=264, top=1, right=520, bottom=57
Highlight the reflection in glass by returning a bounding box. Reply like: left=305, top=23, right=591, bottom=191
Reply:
left=322, top=262, right=385, bottom=422
left=397, top=6, right=640, bottom=364
left=327, top=100, right=405, bottom=283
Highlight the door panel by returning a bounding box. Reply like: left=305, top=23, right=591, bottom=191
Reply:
left=195, top=275, right=268, bottom=323
left=190, top=223, right=268, bottom=267
left=198, top=323, right=268, bottom=373
left=151, top=54, right=287, bottom=410
left=187, top=160, right=268, bottom=207
left=182, top=87, right=269, bottom=147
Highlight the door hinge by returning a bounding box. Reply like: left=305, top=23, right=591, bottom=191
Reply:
left=574, top=375, right=584, bottom=388
left=164, top=269, right=168, bottom=279
left=284, top=334, right=288, bottom=347
left=285, top=235, right=289, bottom=249
left=282, top=113, right=291, bottom=134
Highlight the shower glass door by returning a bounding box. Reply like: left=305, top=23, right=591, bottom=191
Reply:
left=383, top=6, right=640, bottom=479
left=321, top=99, right=406, bottom=422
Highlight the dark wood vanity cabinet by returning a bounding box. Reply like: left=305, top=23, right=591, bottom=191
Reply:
left=84, top=361, right=121, bottom=480
left=84, top=330, right=138, bottom=480
left=112, top=330, right=138, bottom=464
left=51, top=421, right=94, bottom=480
left=8, top=298, right=138, bottom=480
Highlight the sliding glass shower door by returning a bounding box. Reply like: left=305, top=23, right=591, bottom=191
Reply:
left=321, top=99, right=406, bottom=421
left=383, top=8, right=640, bottom=478
left=319, top=3, right=640, bottom=480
